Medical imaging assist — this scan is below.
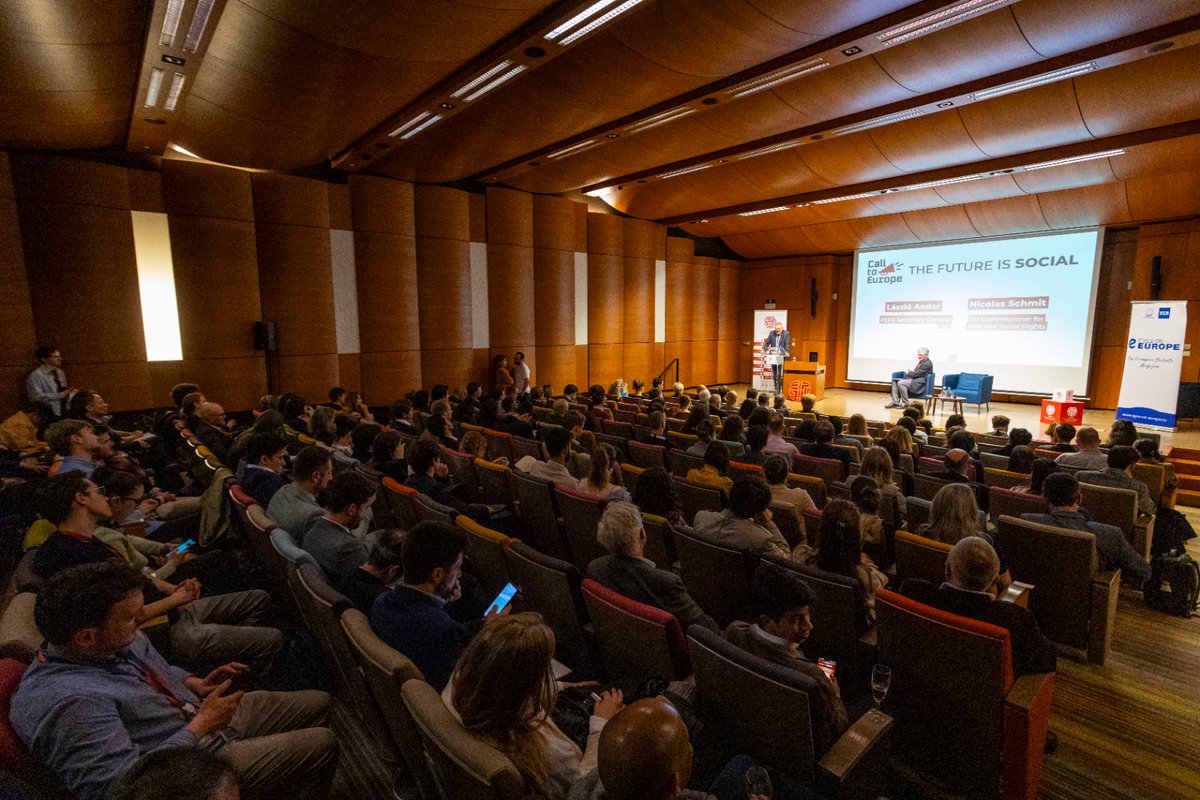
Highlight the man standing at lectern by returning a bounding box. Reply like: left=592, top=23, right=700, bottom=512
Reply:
left=763, top=321, right=790, bottom=395
left=887, top=347, right=932, bottom=408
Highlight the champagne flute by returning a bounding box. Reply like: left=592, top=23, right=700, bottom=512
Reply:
left=746, top=765, right=773, bottom=799
left=871, top=664, right=892, bottom=714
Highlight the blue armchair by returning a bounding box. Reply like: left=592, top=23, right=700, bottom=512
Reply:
left=942, top=373, right=993, bottom=413
left=891, top=370, right=936, bottom=401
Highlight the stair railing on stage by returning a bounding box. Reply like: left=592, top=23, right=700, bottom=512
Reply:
left=654, top=359, right=681, bottom=389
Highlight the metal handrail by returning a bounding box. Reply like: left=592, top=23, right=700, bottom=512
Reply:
left=653, top=358, right=680, bottom=388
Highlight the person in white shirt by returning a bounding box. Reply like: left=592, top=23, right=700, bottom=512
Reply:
left=513, top=351, right=531, bottom=396
left=26, top=346, right=74, bottom=417
left=515, top=428, right=576, bottom=486
left=1054, top=426, right=1109, bottom=471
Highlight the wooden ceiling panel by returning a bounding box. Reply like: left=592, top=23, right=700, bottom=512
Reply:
left=801, top=219, right=859, bottom=252
left=1011, top=0, right=1200, bottom=57
left=931, top=174, right=1026, bottom=206
left=847, top=214, right=922, bottom=248
left=0, top=42, right=137, bottom=92
left=722, top=227, right=820, bottom=259
left=1012, top=158, right=1118, bottom=194
left=744, top=0, right=913, bottom=37
left=797, top=132, right=906, bottom=186
left=958, top=79, right=1093, bottom=157
left=1108, top=133, right=1200, bottom=180
left=620, top=162, right=777, bottom=220
left=1038, top=182, right=1132, bottom=229
left=1075, top=44, right=1200, bottom=137
left=872, top=8, right=1039, bottom=93
left=611, top=0, right=815, bottom=78
left=963, top=194, right=1050, bottom=237
left=1125, top=167, right=1200, bottom=222
left=866, top=109, right=985, bottom=173
left=901, top=205, right=981, bottom=242
left=770, top=55, right=916, bottom=123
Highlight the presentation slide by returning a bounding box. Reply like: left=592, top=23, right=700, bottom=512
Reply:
left=847, top=229, right=1104, bottom=396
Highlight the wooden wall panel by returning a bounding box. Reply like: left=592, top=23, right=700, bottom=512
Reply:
left=488, top=188, right=536, bottom=355
left=718, top=263, right=741, bottom=343
left=275, top=354, right=341, bottom=402
left=0, top=153, right=37, bottom=414
left=415, top=185, right=474, bottom=388
left=533, top=247, right=575, bottom=346
left=623, top=217, right=659, bottom=346
left=663, top=341, right=693, bottom=387
left=162, top=160, right=253, bottom=221
left=588, top=213, right=625, bottom=360
left=534, top=195, right=580, bottom=390
left=254, top=223, right=336, bottom=355
left=692, top=339, right=718, bottom=386
left=693, top=259, right=719, bottom=344
left=537, top=345, right=579, bottom=394
left=717, top=340, right=739, bottom=384
left=588, top=343, right=623, bottom=389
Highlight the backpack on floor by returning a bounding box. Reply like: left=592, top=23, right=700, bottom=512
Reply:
left=1144, top=551, right=1200, bottom=618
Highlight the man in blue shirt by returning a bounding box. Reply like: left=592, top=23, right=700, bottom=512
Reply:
left=45, top=418, right=100, bottom=477
left=370, top=521, right=506, bottom=689
left=10, top=561, right=337, bottom=800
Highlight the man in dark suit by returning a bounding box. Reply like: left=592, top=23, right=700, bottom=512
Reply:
left=763, top=320, right=790, bottom=395
left=887, top=347, right=933, bottom=408
left=901, top=537, right=1057, bottom=678
left=926, top=448, right=989, bottom=512
left=587, top=501, right=718, bottom=633
left=240, top=433, right=290, bottom=507
left=799, top=419, right=853, bottom=477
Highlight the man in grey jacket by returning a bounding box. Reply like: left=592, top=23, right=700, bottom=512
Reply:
left=300, top=471, right=376, bottom=584
left=11, top=562, right=337, bottom=800
left=693, top=477, right=791, bottom=559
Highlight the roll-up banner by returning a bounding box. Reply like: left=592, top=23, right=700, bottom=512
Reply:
left=752, top=309, right=788, bottom=393
left=1116, top=301, right=1188, bottom=430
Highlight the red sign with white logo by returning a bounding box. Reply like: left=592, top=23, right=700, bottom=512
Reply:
left=1040, top=399, right=1084, bottom=425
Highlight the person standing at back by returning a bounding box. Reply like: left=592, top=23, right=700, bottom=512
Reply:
left=512, top=351, right=531, bottom=396
left=26, top=346, right=74, bottom=418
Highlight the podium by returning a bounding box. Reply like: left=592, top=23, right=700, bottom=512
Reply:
left=784, top=364, right=825, bottom=402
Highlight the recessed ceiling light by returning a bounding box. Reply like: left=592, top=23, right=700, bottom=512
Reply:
left=878, top=0, right=1015, bottom=47
left=160, top=0, right=185, bottom=48
left=727, top=58, right=828, bottom=97
left=547, top=140, right=600, bottom=159
left=452, top=61, right=514, bottom=99
left=144, top=68, right=165, bottom=107
left=439, top=102, right=455, bottom=109
left=969, top=62, right=1098, bottom=101
left=463, top=64, right=527, bottom=103
left=659, top=163, right=713, bottom=179
left=545, top=0, right=644, bottom=46
left=627, top=106, right=696, bottom=134
left=738, top=206, right=791, bottom=217
left=163, top=73, right=186, bottom=111
left=184, top=0, right=216, bottom=52
left=1021, top=148, right=1125, bottom=171
left=607, top=133, right=620, bottom=139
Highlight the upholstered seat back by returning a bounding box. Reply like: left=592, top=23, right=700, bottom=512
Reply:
left=581, top=579, right=691, bottom=682
left=792, top=454, right=843, bottom=490
left=0, top=594, right=40, bottom=664
left=380, top=477, right=420, bottom=530
left=638, top=513, right=677, bottom=571
left=893, top=530, right=952, bottom=586
left=508, top=469, right=567, bottom=560
left=761, top=557, right=864, bottom=685
left=989, top=486, right=1050, bottom=521
left=442, top=449, right=480, bottom=502
left=673, top=526, right=753, bottom=627
left=474, top=459, right=514, bottom=507
left=505, top=542, right=591, bottom=674
left=554, top=486, right=609, bottom=574
left=455, top=515, right=514, bottom=597
left=627, top=440, right=667, bottom=471
left=671, top=477, right=725, bottom=525
left=412, top=492, right=458, bottom=525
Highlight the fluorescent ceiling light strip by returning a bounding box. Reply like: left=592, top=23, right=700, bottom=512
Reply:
left=900, top=173, right=989, bottom=192
left=400, top=114, right=443, bottom=140
left=738, top=206, right=791, bottom=217
left=1022, top=148, right=1125, bottom=171
left=559, top=0, right=644, bottom=45
left=548, top=140, right=600, bottom=159
left=163, top=73, right=186, bottom=111
left=169, top=143, right=201, bottom=158
left=451, top=60, right=513, bottom=99
left=184, top=0, right=216, bottom=52
left=737, top=140, right=802, bottom=160
left=970, top=62, right=1098, bottom=101
left=628, top=107, right=696, bottom=133
left=463, top=64, right=526, bottom=102
left=832, top=107, right=926, bottom=135
left=159, top=0, right=185, bottom=48
left=388, top=111, right=431, bottom=137
left=729, top=59, right=829, bottom=97
left=879, top=0, right=1012, bottom=46
left=811, top=191, right=880, bottom=204
left=546, top=0, right=623, bottom=41
left=144, top=68, right=165, bottom=107
left=659, top=163, right=713, bottom=179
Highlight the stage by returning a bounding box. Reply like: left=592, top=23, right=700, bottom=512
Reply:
left=723, top=384, right=1200, bottom=451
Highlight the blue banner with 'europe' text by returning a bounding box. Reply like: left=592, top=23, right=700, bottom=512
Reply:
left=1116, top=301, right=1188, bottom=429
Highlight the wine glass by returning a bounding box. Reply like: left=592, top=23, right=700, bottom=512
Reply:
left=746, top=765, right=773, bottom=799
left=871, top=664, right=892, bottom=716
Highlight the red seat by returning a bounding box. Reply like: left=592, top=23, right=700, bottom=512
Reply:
left=230, top=483, right=258, bottom=507
left=581, top=579, right=691, bottom=683
left=0, top=658, right=32, bottom=775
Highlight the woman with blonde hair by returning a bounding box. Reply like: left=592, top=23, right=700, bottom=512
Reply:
left=577, top=443, right=630, bottom=501
left=444, top=613, right=623, bottom=797
left=860, top=446, right=906, bottom=518
left=884, top=424, right=918, bottom=457
left=919, top=483, right=1011, bottom=589
left=458, top=429, right=507, bottom=466
left=846, top=413, right=868, bottom=437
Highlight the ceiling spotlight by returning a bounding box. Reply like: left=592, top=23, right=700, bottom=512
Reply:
left=841, top=46, right=862, bottom=56
left=607, top=133, right=620, bottom=138
left=937, top=101, right=954, bottom=108
left=439, top=102, right=455, bottom=109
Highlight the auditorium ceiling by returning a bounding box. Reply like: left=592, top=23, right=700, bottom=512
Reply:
left=4, top=0, right=1200, bottom=258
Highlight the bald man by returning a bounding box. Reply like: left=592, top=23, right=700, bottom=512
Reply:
left=193, top=401, right=234, bottom=464
left=569, top=698, right=711, bottom=800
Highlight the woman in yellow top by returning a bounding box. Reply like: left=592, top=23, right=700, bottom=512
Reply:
left=494, top=354, right=514, bottom=393
left=686, top=441, right=734, bottom=495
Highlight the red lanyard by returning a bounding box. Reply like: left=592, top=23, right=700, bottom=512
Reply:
left=36, top=649, right=192, bottom=713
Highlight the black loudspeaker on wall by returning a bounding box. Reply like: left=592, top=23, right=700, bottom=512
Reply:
left=253, top=321, right=277, bottom=352
left=1150, top=255, right=1162, bottom=301
left=810, top=277, right=818, bottom=317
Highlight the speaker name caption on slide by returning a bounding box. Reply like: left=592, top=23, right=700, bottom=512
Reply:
left=879, top=296, right=1050, bottom=331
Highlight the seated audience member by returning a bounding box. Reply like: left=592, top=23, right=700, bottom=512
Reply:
left=325, top=386, right=347, bottom=410
left=1007, top=445, right=1037, bottom=475
left=685, top=419, right=716, bottom=456
left=748, top=405, right=772, bottom=431
left=445, top=614, right=623, bottom=797
left=369, top=429, right=409, bottom=480
left=588, top=501, right=717, bottom=632
left=1077, top=445, right=1157, bottom=516
left=1014, top=458, right=1059, bottom=495
left=900, top=408, right=928, bottom=444
left=34, top=472, right=283, bottom=666
left=997, top=427, right=1034, bottom=457
left=850, top=475, right=883, bottom=550
left=764, top=413, right=799, bottom=457
left=929, top=448, right=974, bottom=485
left=101, top=470, right=196, bottom=540
left=844, top=413, right=868, bottom=438
left=372, top=521, right=475, bottom=689
left=707, top=393, right=727, bottom=419
left=737, top=425, right=770, bottom=466
left=628, top=379, right=645, bottom=398
left=422, top=413, right=459, bottom=449
left=1023, top=473, right=1151, bottom=585
left=0, top=402, right=50, bottom=453
left=1106, top=419, right=1139, bottom=447
left=944, top=413, right=966, bottom=431
left=330, top=414, right=359, bottom=461
left=687, top=441, right=733, bottom=495
left=390, top=398, right=416, bottom=434
left=340, top=528, right=405, bottom=613
left=406, top=439, right=495, bottom=521
left=813, top=500, right=887, bottom=629
left=569, top=697, right=713, bottom=800
left=725, top=564, right=848, bottom=747
left=947, top=429, right=981, bottom=464
left=495, top=398, right=535, bottom=438
left=883, top=425, right=919, bottom=459
left=723, top=389, right=739, bottom=410
left=267, top=446, right=333, bottom=539
left=799, top=419, right=853, bottom=476
left=307, top=406, right=337, bottom=447
left=113, top=748, right=239, bottom=800
left=300, top=472, right=376, bottom=584
left=715, top=414, right=746, bottom=453
left=919, top=483, right=981, bottom=544
left=901, top=537, right=1057, bottom=677
left=764, top=454, right=815, bottom=514
left=860, top=446, right=906, bottom=518
left=12, top=562, right=335, bottom=800
left=631, top=467, right=687, bottom=529
left=562, top=383, right=580, bottom=403
left=350, top=421, right=380, bottom=463
left=830, top=417, right=863, bottom=456
left=240, top=433, right=290, bottom=507
left=1045, top=422, right=1077, bottom=453
left=194, top=402, right=236, bottom=464
left=46, top=418, right=100, bottom=476
left=694, top=477, right=790, bottom=559
left=737, top=396, right=758, bottom=420
left=454, top=395, right=480, bottom=424
left=585, top=385, right=614, bottom=429
left=642, top=410, right=673, bottom=449
left=1054, top=426, right=1108, bottom=470
left=1134, top=438, right=1180, bottom=497
left=181, top=390, right=209, bottom=431
left=577, top=443, right=632, bottom=502
left=988, top=415, right=1011, bottom=437
left=515, top=426, right=575, bottom=485
left=226, top=410, right=285, bottom=473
